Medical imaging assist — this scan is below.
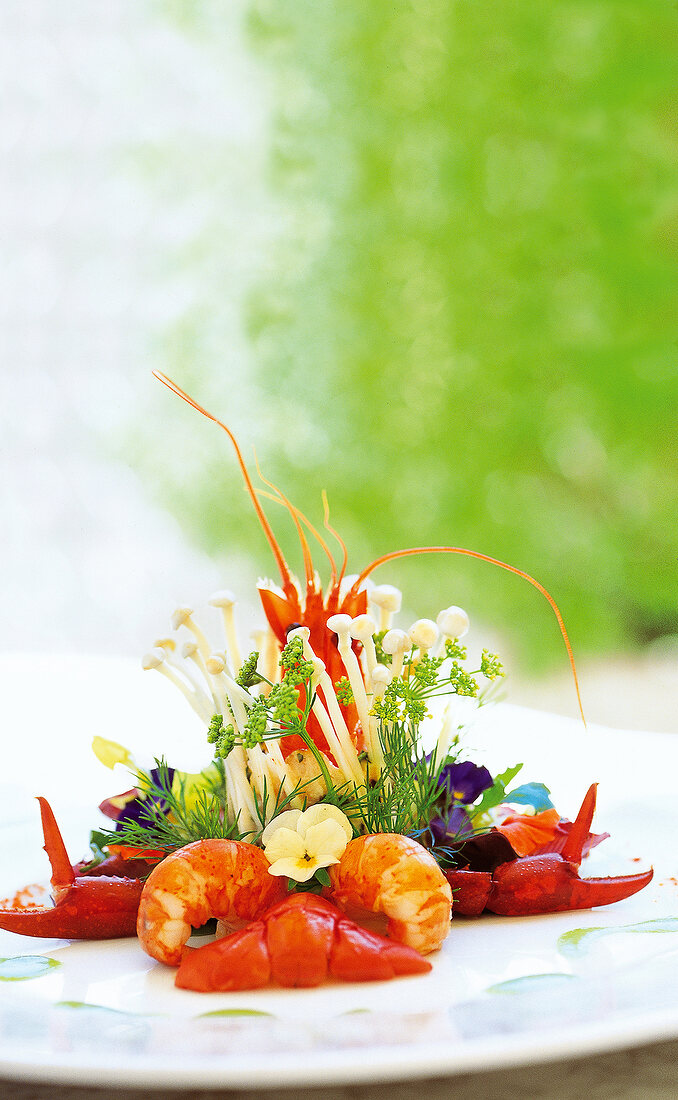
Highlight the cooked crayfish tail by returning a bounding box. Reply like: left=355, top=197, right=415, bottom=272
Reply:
left=568, top=867, right=654, bottom=910
left=330, top=921, right=432, bottom=982
left=560, top=783, right=597, bottom=866
left=37, top=796, right=75, bottom=887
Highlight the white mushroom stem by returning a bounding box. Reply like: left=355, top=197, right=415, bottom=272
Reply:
left=433, top=606, right=470, bottom=657
left=307, top=658, right=363, bottom=787
left=154, top=638, right=207, bottom=696
left=368, top=665, right=392, bottom=780
left=182, top=642, right=221, bottom=715
left=327, top=615, right=373, bottom=761
left=290, top=626, right=364, bottom=789
left=171, top=607, right=212, bottom=660
left=248, top=628, right=266, bottom=685
left=370, top=663, right=392, bottom=700
left=254, top=746, right=286, bottom=819
left=370, top=584, right=402, bottom=631
left=263, top=628, right=281, bottom=685
left=205, top=655, right=249, bottom=732
left=350, top=613, right=378, bottom=686
left=245, top=744, right=270, bottom=815
left=381, top=628, right=412, bottom=678
left=222, top=757, right=236, bottom=825
left=141, top=651, right=212, bottom=724
left=408, top=619, right=439, bottom=663
left=209, top=590, right=243, bottom=673
left=310, top=693, right=361, bottom=788
left=435, top=702, right=458, bottom=762
left=262, top=738, right=298, bottom=806
left=224, top=748, right=257, bottom=835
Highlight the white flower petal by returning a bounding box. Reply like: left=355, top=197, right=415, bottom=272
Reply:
left=303, top=819, right=349, bottom=864
left=267, top=856, right=317, bottom=883
left=261, top=809, right=303, bottom=847
left=262, top=827, right=306, bottom=865
left=296, top=803, right=353, bottom=843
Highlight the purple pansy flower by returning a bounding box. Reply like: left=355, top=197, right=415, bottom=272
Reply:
left=428, top=804, right=475, bottom=846
left=99, top=766, right=175, bottom=830
left=117, top=766, right=175, bottom=829
left=438, top=760, right=493, bottom=805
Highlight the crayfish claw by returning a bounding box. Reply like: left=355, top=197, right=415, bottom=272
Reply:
left=566, top=867, right=654, bottom=911
left=485, top=854, right=654, bottom=917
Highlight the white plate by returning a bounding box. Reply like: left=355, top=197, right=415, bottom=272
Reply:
left=1, top=658, right=677, bottom=1089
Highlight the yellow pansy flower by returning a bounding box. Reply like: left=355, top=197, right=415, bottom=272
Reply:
left=261, top=804, right=353, bottom=883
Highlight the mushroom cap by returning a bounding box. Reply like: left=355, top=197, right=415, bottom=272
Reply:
left=142, top=650, right=165, bottom=670
left=209, top=589, right=237, bottom=609
left=409, top=619, right=438, bottom=650
left=327, top=613, right=353, bottom=635
left=171, top=607, right=194, bottom=630
left=370, top=584, right=402, bottom=613
left=371, top=665, right=392, bottom=686
left=350, top=613, right=377, bottom=641
left=181, top=640, right=199, bottom=658
left=153, top=636, right=177, bottom=653
left=381, top=628, right=411, bottom=655
left=436, top=606, right=470, bottom=639
left=288, top=625, right=310, bottom=642
left=206, top=655, right=226, bottom=675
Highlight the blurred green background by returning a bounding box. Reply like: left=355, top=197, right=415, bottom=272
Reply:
left=136, top=0, right=678, bottom=673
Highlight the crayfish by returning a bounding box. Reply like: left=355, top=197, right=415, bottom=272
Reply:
left=445, top=784, right=653, bottom=917
left=0, top=798, right=144, bottom=940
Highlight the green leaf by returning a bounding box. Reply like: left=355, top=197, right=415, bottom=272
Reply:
left=473, top=763, right=523, bottom=816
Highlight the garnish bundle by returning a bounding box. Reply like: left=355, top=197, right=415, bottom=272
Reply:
left=0, top=375, right=653, bottom=990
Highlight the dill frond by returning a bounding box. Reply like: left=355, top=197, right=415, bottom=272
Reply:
left=338, top=723, right=455, bottom=836
left=101, top=759, right=242, bottom=853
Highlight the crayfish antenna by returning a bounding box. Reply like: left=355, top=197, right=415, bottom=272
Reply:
left=257, top=488, right=339, bottom=593
left=322, top=489, right=348, bottom=591
left=253, top=455, right=316, bottom=590
left=561, top=783, right=598, bottom=866
left=152, top=371, right=294, bottom=596
left=37, top=797, right=75, bottom=888
left=350, top=545, right=586, bottom=726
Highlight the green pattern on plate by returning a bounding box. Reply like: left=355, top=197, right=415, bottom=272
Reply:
left=487, top=973, right=577, bottom=995
left=56, top=1001, right=145, bottom=1017
left=0, top=955, right=61, bottom=981
left=198, top=1008, right=274, bottom=1018
left=559, top=917, right=678, bottom=957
